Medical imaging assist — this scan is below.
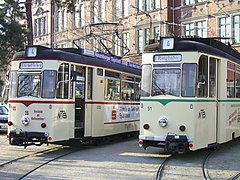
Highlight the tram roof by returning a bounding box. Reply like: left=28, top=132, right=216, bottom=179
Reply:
left=13, top=46, right=141, bottom=76
left=144, top=37, right=240, bottom=64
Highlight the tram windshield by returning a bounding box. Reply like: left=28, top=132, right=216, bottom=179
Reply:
left=18, top=74, right=41, bottom=97
left=141, top=63, right=197, bottom=97
left=152, top=69, right=181, bottom=96
left=10, top=70, right=57, bottom=98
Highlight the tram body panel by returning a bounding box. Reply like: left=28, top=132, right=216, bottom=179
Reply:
left=91, top=103, right=140, bottom=137
left=140, top=97, right=217, bottom=151
left=217, top=102, right=240, bottom=144
left=8, top=102, right=75, bottom=142
left=84, top=102, right=92, bottom=137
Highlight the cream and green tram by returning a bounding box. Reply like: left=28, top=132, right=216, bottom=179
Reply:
left=139, top=37, right=240, bottom=153
left=7, top=45, right=141, bottom=147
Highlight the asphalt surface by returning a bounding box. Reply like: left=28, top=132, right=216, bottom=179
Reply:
left=0, top=132, right=239, bottom=180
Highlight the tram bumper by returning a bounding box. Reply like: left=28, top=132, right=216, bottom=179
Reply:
left=9, top=130, right=48, bottom=148
left=165, top=135, right=189, bottom=154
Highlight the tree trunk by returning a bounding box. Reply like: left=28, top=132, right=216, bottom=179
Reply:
left=25, top=0, right=33, bottom=45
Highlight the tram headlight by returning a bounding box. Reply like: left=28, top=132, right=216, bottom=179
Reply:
left=21, top=115, right=30, bottom=126
left=159, top=117, right=168, bottom=127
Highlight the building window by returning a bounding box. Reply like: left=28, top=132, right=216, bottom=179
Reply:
left=123, top=0, right=128, bottom=17
left=196, top=21, right=207, bottom=37
left=35, top=0, right=43, bottom=5
left=185, top=23, right=194, bottom=36
left=93, top=0, right=99, bottom=23
left=183, top=21, right=207, bottom=38
left=234, top=15, right=240, bottom=43
left=123, top=32, right=129, bottom=54
left=34, top=17, right=47, bottom=36
left=184, top=0, right=195, bottom=5
left=57, top=11, right=62, bottom=32
left=144, top=28, right=150, bottom=45
left=137, top=29, right=143, bottom=53
left=138, top=0, right=159, bottom=11
left=138, top=0, right=143, bottom=11
left=116, top=0, right=122, bottom=18
left=101, top=0, right=106, bottom=21
left=73, top=5, right=79, bottom=28
left=116, top=0, right=128, bottom=18
left=62, top=9, right=67, bottom=30
left=57, top=8, right=67, bottom=32
left=137, top=28, right=150, bottom=53
left=114, top=35, right=121, bottom=56
left=219, top=17, right=231, bottom=43
left=145, top=0, right=150, bottom=11
left=80, top=4, right=85, bottom=26
left=154, top=26, right=159, bottom=41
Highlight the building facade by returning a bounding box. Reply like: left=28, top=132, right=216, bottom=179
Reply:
left=31, top=0, right=240, bottom=64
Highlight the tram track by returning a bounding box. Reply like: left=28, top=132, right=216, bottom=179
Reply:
left=0, top=146, right=62, bottom=168
left=18, top=148, right=78, bottom=180
left=202, top=140, right=240, bottom=180
left=155, top=154, right=172, bottom=180
left=156, top=140, right=240, bottom=180
left=0, top=145, right=82, bottom=180
left=202, top=149, right=215, bottom=180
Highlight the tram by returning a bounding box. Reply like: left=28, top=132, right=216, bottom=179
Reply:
left=139, top=37, right=240, bottom=153
left=6, top=45, right=141, bottom=147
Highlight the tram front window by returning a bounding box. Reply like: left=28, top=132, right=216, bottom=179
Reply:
left=152, top=69, right=181, bottom=96
left=17, top=74, right=41, bottom=97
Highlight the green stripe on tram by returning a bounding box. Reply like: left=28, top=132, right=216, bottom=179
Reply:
left=140, top=98, right=240, bottom=106
left=140, top=99, right=216, bottom=106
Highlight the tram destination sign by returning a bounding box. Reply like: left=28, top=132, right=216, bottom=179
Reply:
left=20, top=62, right=43, bottom=69
left=154, top=54, right=182, bottom=62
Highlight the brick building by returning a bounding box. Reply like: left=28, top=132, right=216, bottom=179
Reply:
left=31, top=0, right=240, bottom=64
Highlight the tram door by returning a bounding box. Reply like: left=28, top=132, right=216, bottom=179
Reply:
left=198, top=56, right=218, bottom=144
left=75, top=66, right=85, bottom=138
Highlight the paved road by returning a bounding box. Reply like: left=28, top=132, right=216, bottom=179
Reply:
left=0, top=133, right=164, bottom=180
left=0, top=132, right=239, bottom=180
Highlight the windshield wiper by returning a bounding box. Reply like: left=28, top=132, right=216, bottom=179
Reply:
left=152, top=81, right=166, bottom=96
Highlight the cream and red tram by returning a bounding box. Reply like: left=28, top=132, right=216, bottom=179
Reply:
left=7, top=46, right=141, bottom=147
left=139, top=37, right=240, bottom=153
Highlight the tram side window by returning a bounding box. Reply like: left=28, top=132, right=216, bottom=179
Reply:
left=42, top=70, right=57, bottom=98
left=227, top=62, right=235, bottom=98
left=9, top=71, right=17, bottom=98
left=182, top=64, right=196, bottom=97
left=198, top=55, right=208, bottom=97
left=87, top=68, right=93, bottom=100
left=141, top=64, right=151, bottom=97
left=121, top=75, right=135, bottom=101
left=235, top=65, right=240, bottom=98
left=70, top=65, right=74, bottom=99
left=104, top=71, right=120, bottom=100
left=56, top=63, right=69, bottom=99
left=134, top=77, right=141, bottom=101
left=209, top=58, right=217, bottom=97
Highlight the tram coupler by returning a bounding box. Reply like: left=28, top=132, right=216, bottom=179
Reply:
left=165, top=134, right=189, bottom=154
left=9, top=131, right=48, bottom=148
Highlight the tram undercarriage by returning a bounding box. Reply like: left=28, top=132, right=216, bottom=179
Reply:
left=139, top=135, right=189, bottom=154
left=9, top=131, right=49, bottom=148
